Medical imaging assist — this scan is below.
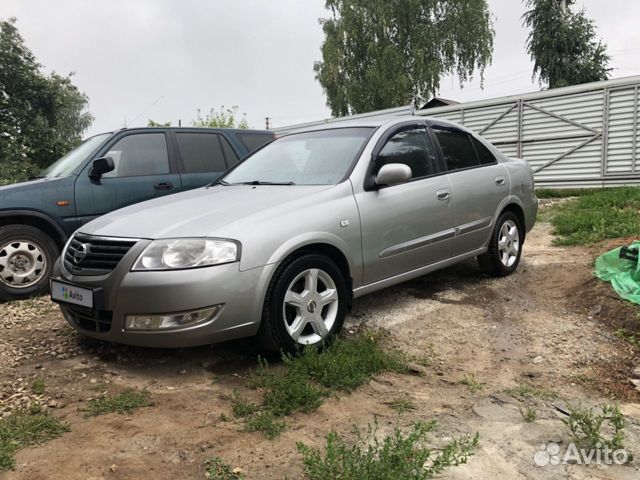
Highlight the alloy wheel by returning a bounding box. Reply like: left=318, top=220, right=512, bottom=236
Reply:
left=497, top=219, right=520, bottom=267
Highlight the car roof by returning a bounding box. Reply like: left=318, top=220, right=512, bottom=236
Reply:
left=285, top=115, right=471, bottom=134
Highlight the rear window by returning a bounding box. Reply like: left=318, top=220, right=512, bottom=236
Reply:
left=236, top=133, right=274, bottom=152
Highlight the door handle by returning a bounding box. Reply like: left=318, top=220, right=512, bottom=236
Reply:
left=436, top=189, right=450, bottom=201
left=153, top=182, right=174, bottom=191
left=495, top=176, right=506, bottom=186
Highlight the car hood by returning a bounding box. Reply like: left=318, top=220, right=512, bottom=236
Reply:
left=0, top=176, right=65, bottom=195
left=81, top=184, right=336, bottom=239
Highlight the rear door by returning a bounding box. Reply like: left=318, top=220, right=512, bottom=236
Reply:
left=174, top=131, right=239, bottom=191
left=430, top=125, right=509, bottom=256
left=73, top=131, right=181, bottom=225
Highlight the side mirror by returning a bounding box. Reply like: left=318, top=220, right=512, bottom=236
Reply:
left=89, top=157, right=115, bottom=181
left=375, top=163, right=412, bottom=187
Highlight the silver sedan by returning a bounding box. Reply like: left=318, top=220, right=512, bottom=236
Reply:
left=51, top=116, right=537, bottom=352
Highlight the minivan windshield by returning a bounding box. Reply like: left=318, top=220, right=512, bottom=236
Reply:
left=41, top=133, right=112, bottom=178
left=222, top=127, right=373, bottom=186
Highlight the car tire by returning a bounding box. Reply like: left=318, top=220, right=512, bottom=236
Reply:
left=478, top=211, right=523, bottom=277
left=0, top=225, right=58, bottom=302
left=258, top=253, right=348, bottom=354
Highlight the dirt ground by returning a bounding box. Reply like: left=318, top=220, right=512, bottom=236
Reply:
left=2, top=221, right=640, bottom=480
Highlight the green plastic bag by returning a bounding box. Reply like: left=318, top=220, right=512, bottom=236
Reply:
left=595, top=241, right=640, bottom=305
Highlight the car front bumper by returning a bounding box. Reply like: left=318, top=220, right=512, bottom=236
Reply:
left=51, top=243, right=277, bottom=348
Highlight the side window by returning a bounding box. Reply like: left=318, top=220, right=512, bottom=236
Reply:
left=103, top=133, right=169, bottom=177
left=471, top=136, right=497, bottom=165
left=220, top=136, right=239, bottom=166
left=176, top=133, right=226, bottom=173
left=373, top=128, right=438, bottom=179
left=236, top=133, right=274, bottom=152
left=433, top=129, right=479, bottom=171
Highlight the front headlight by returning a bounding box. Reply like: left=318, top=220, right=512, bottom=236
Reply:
left=132, top=238, right=240, bottom=271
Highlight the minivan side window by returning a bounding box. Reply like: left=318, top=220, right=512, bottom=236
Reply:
left=373, top=128, right=439, bottom=179
left=471, top=136, right=497, bottom=165
left=103, top=133, right=169, bottom=177
left=176, top=133, right=227, bottom=173
left=433, top=129, right=478, bottom=171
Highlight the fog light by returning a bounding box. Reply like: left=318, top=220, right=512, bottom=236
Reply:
left=125, top=305, right=222, bottom=331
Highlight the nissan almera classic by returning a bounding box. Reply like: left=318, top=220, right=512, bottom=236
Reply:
left=51, top=116, right=537, bottom=352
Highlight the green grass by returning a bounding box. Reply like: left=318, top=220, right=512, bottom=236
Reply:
left=615, top=328, right=640, bottom=347
left=204, top=456, right=244, bottom=479
left=298, top=421, right=479, bottom=480
left=520, top=406, right=537, bottom=423
left=536, top=188, right=597, bottom=199
left=242, top=411, right=286, bottom=439
left=562, top=404, right=627, bottom=451
left=504, top=382, right=558, bottom=400
left=31, top=378, right=45, bottom=396
left=459, top=374, right=484, bottom=393
left=542, top=187, right=640, bottom=245
left=85, top=389, right=152, bottom=417
left=235, top=332, right=406, bottom=438
left=0, top=412, right=69, bottom=470
left=388, top=394, right=416, bottom=414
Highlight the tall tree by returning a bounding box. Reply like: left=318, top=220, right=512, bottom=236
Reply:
left=523, top=0, right=610, bottom=89
left=0, top=18, right=92, bottom=183
left=314, top=0, right=495, bottom=116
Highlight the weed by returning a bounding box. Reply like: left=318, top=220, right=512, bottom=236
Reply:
left=388, top=394, right=416, bottom=414
left=231, top=392, right=258, bottom=418
left=459, top=374, right=484, bottom=393
left=615, top=328, right=639, bottom=347
left=85, top=388, right=152, bottom=417
left=204, top=456, right=244, bottom=479
left=31, top=378, right=45, bottom=396
left=535, top=188, right=595, bottom=199
left=219, top=413, right=230, bottom=422
left=298, top=420, right=479, bottom=479
left=562, top=404, right=626, bottom=451
left=0, top=412, right=69, bottom=470
left=505, top=382, right=557, bottom=400
left=520, top=406, right=537, bottom=423
left=243, top=411, right=286, bottom=439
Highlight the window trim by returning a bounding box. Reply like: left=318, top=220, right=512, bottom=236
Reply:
left=430, top=125, right=497, bottom=174
left=89, top=131, right=173, bottom=179
left=364, top=121, right=446, bottom=191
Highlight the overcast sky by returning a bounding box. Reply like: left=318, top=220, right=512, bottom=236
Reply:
left=3, top=0, right=640, bottom=136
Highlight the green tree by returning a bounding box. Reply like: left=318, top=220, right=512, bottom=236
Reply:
left=523, top=0, right=610, bottom=89
left=147, top=119, right=171, bottom=127
left=0, top=17, right=92, bottom=183
left=314, top=0, right=494, bottom=116
left=192, top=105, right=249, bottom=129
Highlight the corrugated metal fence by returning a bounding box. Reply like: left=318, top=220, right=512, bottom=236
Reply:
left=417, top=76, right=640, bottom=188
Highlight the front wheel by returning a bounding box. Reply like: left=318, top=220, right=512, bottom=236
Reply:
left=0, top=225, right=58, bottom=302
left=478, top=212, right=523, bottom=277
left=258, top=253, right=348, bottom=353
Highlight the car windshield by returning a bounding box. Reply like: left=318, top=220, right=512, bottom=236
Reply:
left=222, top=127, right=373, bottom=186
left=41, top=133, right=112, bottom=178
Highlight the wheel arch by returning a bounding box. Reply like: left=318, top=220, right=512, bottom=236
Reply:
left=0, top=210, right=67, bottom=249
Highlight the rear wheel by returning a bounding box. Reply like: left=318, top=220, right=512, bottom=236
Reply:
left=0, top=225, right=58, bottom=301
left=258, top=253, right=348, bottom=353
left=478, top=211, right=523, bottom=277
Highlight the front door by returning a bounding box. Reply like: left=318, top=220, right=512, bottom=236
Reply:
left=354, top=125, right=455, bottom=285
left=74, top=131, right=181, bottom=226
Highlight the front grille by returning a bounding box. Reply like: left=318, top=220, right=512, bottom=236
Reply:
left=63, top=305, right=113, bottom=333
left=64, top=233, right=137, bottom=275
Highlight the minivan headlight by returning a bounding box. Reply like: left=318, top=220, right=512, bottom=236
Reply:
left=132, top=238, right=240, bottom=271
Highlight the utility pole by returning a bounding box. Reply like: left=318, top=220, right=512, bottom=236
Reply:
left=265, top=117, right=271, bottom=130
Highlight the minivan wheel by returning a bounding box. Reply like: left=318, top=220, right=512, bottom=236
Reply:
left=258, top=253, right=348, bottom=353
left=0, top=225, right=58, bottom=302
left=478, top=211, right=523, bottom=277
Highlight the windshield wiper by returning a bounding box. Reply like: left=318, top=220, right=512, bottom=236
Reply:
left=206, top=178, right=230, bottom=187
left=239, top=180, right=296, bottom=186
